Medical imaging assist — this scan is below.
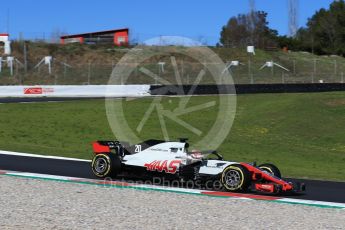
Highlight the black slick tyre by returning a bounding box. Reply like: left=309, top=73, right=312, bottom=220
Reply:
left=221, top=164, right=251, bottom=192
left=91, top=153, right=121, bottom=178
left=258, top=163, right=281, bottom=178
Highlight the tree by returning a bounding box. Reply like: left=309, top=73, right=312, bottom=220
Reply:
left=297, top=0, right=345, bottom=56
left=220, top=17, right=249, bottom=47
left=219, top=11, right=278, bottom=49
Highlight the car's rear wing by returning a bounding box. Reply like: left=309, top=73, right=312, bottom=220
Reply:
left=92, top=141, right=129, bottom=157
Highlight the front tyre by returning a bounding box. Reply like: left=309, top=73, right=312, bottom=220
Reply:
left=91, top=153, right=121, bottom=178
left=221, top=164, right=251, bottom=192
left=258, top=163, right=281, bottom=178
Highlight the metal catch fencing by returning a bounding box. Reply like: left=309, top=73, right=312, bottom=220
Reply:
left=0, top=56, right=344, bottom=85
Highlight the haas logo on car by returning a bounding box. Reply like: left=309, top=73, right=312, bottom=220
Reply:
left=144, top=160, right=181, bottom=174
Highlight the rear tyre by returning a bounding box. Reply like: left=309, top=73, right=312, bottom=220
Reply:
left=221, top=164, right=251, bottom=192
left=91, top=153, right=121, bottom=178
left=258, top=163, right=281, bottom=178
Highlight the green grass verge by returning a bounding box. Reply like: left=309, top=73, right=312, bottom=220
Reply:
left=0, top=92, right=345, bottom=181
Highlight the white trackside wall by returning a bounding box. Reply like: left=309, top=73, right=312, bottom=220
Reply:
left=0, top=85, right=150, bottom=97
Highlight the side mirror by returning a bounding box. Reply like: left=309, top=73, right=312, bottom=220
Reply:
left=212, top=151, right=223, bottom=160
left=179, top=138, right=189, bottom=143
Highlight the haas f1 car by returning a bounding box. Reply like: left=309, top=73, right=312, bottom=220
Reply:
left=91, top=139, right=305, bottom=194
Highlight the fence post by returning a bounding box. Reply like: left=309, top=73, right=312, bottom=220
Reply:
left=22, top=42, right=27, bottom=85
left=23, top=42, right=28, bottom=74
left=312, top=58, right=316, bottom=83
left=181, top=59, right=184, bottom=83
left=282, top=72, right=285, bottom=84
left=157, top=62, right=160, bottom=85
left=15, top=61, right=18, bottom=76
left=248, top=58, right=253, bottom=84
left=64, top=58, right=67, bottom=78
left=135, top=58, right=138, bottom=78
left=18, top=63, right=23, bottom=85
left=88, top=61, right=91, bottom=85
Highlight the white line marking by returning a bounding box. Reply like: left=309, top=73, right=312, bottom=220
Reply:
left=7, top=172, right=81, bottom=181
left=0, top=150, right=91, bottom=162
left=279, top=198, right=345, bottom=209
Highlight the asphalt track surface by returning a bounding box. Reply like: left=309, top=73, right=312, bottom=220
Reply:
left=0, top=153, right=344, bottom=203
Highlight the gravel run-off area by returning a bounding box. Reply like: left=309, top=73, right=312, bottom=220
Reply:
left=0, top=175, right=344, bottom=230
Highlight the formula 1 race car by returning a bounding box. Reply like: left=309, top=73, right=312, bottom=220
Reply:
left=91, top=139, right=305, bottom=194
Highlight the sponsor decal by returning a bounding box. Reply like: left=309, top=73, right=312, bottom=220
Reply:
left=260, top=184, right=274, bottom=189
left=24, top=87, right=42, bottom=94
left=150, top=148, right=169, bottom=152
left=135, top=145, right=142, bottom=153
left=144, top=160, right=181, bottom=174
left=43, top=88, right=54, bottom=93
left=24, top=87, right=54, bottom=95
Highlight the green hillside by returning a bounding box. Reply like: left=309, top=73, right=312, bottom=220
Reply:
left=1, top=42, right=345, bottom=85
